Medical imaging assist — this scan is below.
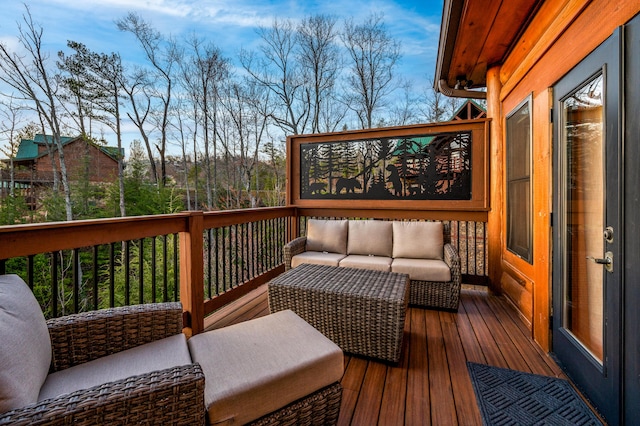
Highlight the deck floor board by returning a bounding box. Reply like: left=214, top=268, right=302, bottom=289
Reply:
left=205, top=286, right=573, bottom=425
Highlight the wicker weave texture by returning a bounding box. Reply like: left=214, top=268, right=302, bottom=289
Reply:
left=409, top=243, right=462, bottom=311
left=268, top=264, right=408, bottom=363
left=47, top=302, right=184, bottom=372
left=250, top=382, right=342, bottom=426
left=0, top=364, right=205, bottom=426
left=0, top=302, right=205, bottom=426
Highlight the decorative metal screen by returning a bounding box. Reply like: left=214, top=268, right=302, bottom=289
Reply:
left=300, top=132, right=472, bottom=200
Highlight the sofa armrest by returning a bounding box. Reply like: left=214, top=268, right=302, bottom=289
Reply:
left=444, top=243, right=461, bottom=286
left=0, top=364, right=205, bottom=426
left=47, top=302, right=183, bottom=372
left=283, top=236, right=307, bottom=270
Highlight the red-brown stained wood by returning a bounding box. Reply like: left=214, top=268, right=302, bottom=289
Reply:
left=351, top=362, right=387, bottom=425
left=406, top=308, right=430, bottom=425
left=469, top=292, right=530, bottom=373
left=337, top=356, right=367, bottom=425
left=377, top=314, right=410, bottom=425
left=425, top=309, right=457, bottom=425
left=440, top=310, right=483, bottom=425
left=452, top=295, right=487, bottom=365
left=461, top=295, right=508, bottom=369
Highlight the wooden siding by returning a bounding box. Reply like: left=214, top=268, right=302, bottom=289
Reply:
left=205, top=285, right=592, bottom=425
left=491, top=0, right=640, bottom=350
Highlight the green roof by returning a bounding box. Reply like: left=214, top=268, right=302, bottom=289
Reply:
left=13, top=134, right=121, bottom=161
left=14, top=139, right=39, bottom=160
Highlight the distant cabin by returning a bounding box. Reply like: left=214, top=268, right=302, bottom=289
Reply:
left=1, top=134, right=122, bottom=207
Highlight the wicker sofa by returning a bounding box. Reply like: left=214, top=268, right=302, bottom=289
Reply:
left=0, top=274, right=343, bottom=426
left=284, top=219, right=462, bottom=311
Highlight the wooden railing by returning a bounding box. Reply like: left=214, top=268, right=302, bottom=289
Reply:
left=0, top=206, right=487, bottom=335
left=0, top=207, right=295, bottom=335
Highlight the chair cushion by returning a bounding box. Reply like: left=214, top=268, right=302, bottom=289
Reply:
left=392, top=221, right=444, bottom=260
left=188, top=309, right=344, bottom=426
left=305, top=219, right=348, bottom=254
left=391, top=258, right=452, bottom=282
left=0, top=275, right=51, bottom=413
left=291, top=251, right=346, bottom=268
left=38, top=333, right=192, bottom=401
left=347, top=220, right=393, bottom=257
left=339, top=255, right=392, bottom=272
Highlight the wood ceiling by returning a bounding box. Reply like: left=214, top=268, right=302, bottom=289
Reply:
left=436, top=0, right=545, bottom=89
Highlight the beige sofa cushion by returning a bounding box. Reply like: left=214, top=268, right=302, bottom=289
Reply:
left=339, top=255, right=392, bottom=272
left=392, top=221, right=444, bottom=260
left=347, top=220, right=393, bottom=257
left=291, top=251, right=346, bottom=268
left=0, top=275, right=51, bottom=414
left=188, top=309, right=344, bottom=426
left=38, top=333, right=192, bottom=401
left=305, top=219, right=348, bottom=254
left=391, top=258, right=451, bottom=282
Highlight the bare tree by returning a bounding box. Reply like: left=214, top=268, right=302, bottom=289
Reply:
left=117, top=12, right=179, bottom=187
left=121, top=68, right=158, bottom=186
left=342, top=13, right=401, bottom=129
left=0, top=98, right=26, bottom=198
left=296, top=15, right=345, bottom=133
left=218, top=78, right=270, bottom=208
left=0, top=7, right=73, bottom=220
left=180, top=35, right=229, bottom=209
left=240, top=18, right=309, bottom=135
left=388, top=79, right=419, bottom=126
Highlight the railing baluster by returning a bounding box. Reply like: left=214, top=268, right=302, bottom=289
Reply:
left=151, top=236, right=157, bottom=303
left=162, top=235, right=168, bottom=302
left=27, top=255, right=34, bottom=290
left=139, top=239, right=144, bottom=304
left=73, top=248, right=79, bottom=314
left=125, top=241, right=131, bottom=306
left=93, top=246, right=99, bottom=310
left=173, top=233, right=178, bottom=302
left=214, top=227, right=220, bottom=296
left=109, top=242, right=115, bottom=307
left=51, top=251, right=58, bottom=318
left=206, top=229, right=212, bottom=299
left=234, top=224, right=239, bottom=287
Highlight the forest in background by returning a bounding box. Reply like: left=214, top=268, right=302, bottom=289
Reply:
left=0, top=5, right=470, bottom=225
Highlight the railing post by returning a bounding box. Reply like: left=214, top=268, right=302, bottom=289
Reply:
left=180, top=211, right=204, bottom=335
left=288, top=207, right=300, bottom=242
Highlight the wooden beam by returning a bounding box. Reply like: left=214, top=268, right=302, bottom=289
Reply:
left=486, top=66, right=504, bottom=293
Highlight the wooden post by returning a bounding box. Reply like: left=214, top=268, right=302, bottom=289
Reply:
left=486, top=66, right=504, bottom=294
left=179, top=211, right=204, bottom=336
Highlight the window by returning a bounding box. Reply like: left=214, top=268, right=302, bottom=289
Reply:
left=506, top=97, right=532, bottom=263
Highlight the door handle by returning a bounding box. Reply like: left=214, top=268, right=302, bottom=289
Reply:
left=586, top=251, right=613, bottom=273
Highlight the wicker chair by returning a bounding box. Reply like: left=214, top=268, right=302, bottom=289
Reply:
left=0, top=275, right=204, bottom=426
left=0, top=275, right=343, bottom=426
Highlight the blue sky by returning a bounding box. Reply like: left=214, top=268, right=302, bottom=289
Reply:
left=0, top=0, right=444, bottom=152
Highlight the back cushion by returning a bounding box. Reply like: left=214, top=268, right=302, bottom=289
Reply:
left=392, top=221, right=444, bottom=260
left=347, top=220, right=393, bottom=257
left=0, top=275, right=52, bottom=413
left=306, top=219, right=348, bottom=254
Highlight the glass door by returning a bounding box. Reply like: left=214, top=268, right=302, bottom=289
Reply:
left=552, top=29, right=621, bottom=425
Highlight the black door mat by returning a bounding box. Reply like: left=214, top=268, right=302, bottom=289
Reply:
left=467, top=362, right=603, bottom=425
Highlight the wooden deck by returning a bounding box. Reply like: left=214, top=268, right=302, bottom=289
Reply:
left=205, top=285, right=575, bottom=425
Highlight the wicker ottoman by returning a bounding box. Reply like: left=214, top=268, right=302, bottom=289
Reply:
left=268, top=264, right=409, bottom=363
